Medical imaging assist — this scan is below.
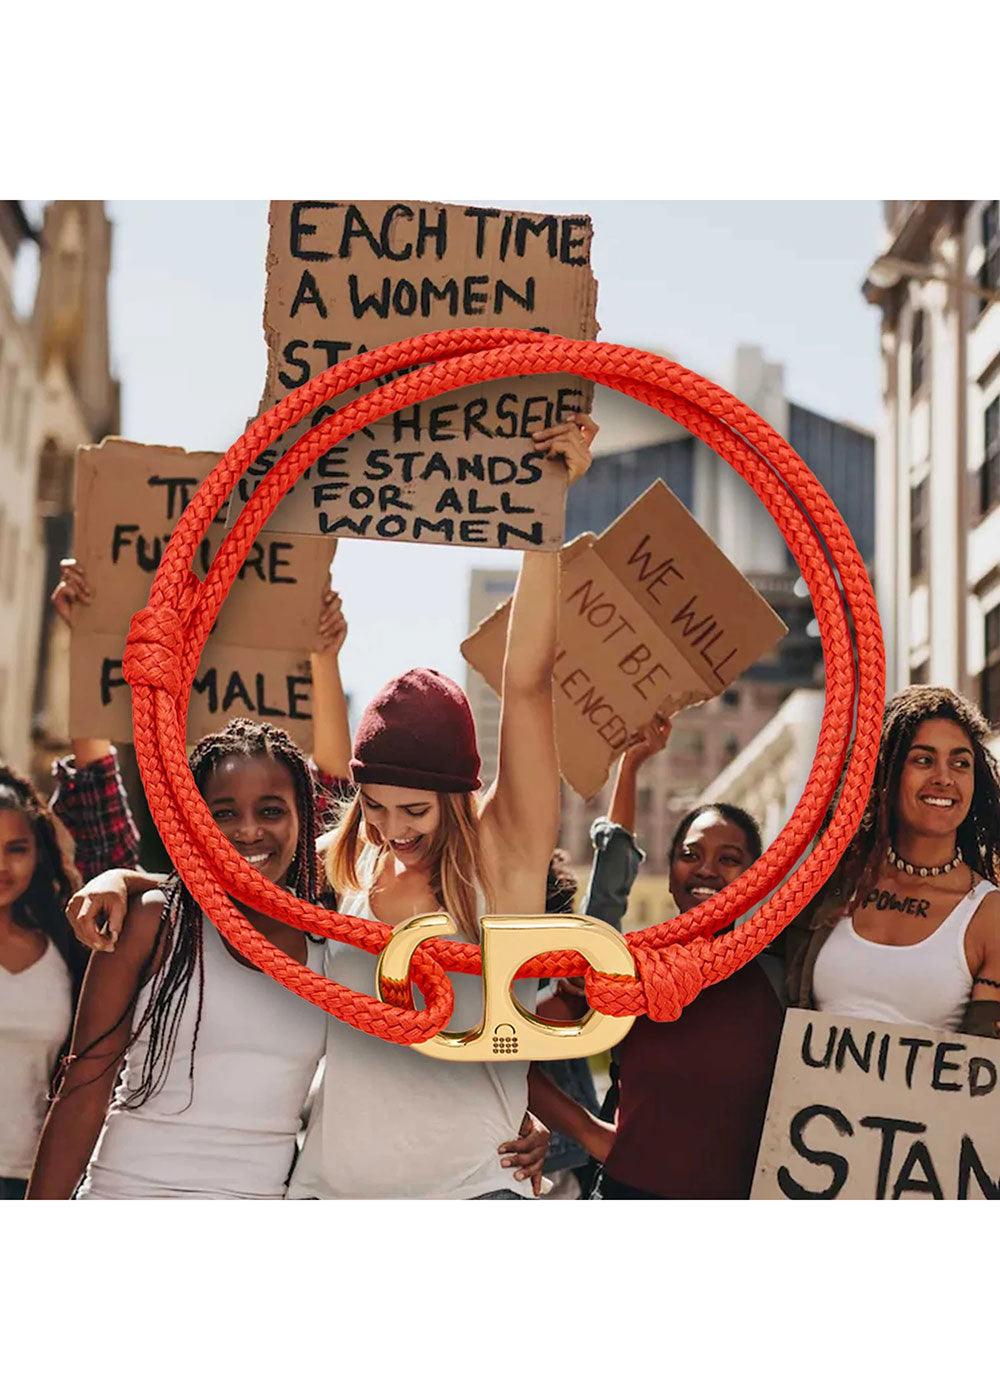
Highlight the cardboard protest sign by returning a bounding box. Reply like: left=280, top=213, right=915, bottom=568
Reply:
left=72, top=639, right=316, bottom=749
left=461, top=480, right=787, bottom=798
left=227, top=200, right=599, bottom=550
left=70, top=438, right=335, bottom=746
left=591, top=480, right=786, bottom=694
left=751, top=1010, right=1000, bottom=1200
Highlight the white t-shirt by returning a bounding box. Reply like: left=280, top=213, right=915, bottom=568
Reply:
left=79, top=917, right=327, bottom=1199
left=289, top=850, right=537, bottom=1199
left=0, top=939, right=73, bottom=1179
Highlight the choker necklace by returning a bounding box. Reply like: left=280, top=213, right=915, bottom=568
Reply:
left=887, top=846, right=963, bottom=878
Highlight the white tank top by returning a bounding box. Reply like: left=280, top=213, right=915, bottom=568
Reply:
left=79, top=916, right=327, bottom=1199
left=288, top=848, right=538, bottom=1199
left=0, top=939, right=73, bottom=1179
left=812, top=879, right=997, bottom=1031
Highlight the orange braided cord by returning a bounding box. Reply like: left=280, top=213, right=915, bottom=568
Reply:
left=124, top=328, right=884, bottom=1041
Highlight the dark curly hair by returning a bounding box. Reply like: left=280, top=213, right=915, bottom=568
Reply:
left=0, top=765, right=87, bottom=998
left=65, top=719, right=321, bottom=1108
left=825, top=685, right=1000, bottom=918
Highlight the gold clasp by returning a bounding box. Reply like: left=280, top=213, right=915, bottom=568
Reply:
left=375, top=912, right=636, bottom=1061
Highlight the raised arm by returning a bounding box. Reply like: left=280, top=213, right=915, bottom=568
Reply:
left=310, top=586, right=352, bottom=781
left=50, top=559, right=112, bottom=768
left=484, top=415, right=596, bottom=867
left=583, top=720, right=670, bottom=930
left=608, top=717, right=671, bottom=833
left=49, top=560, right=143, bottom=877
left=27, top=892, right=164, bottom=1198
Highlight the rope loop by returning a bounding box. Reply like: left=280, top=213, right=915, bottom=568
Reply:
left=125, top=328, right=885, bottom=1044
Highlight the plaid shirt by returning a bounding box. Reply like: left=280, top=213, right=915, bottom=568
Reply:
left=49, top=749, right=142, bottom=883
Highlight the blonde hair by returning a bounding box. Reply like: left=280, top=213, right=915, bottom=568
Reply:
left=322, top=789, right=494, bottom=938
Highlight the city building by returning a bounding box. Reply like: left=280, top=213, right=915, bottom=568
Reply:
left=0, top=201, right=118, bottom=780
left=570, top=347, right=875, bottom=691
left=862, top=200, right=1000, bottom=754
left=699, top=689, right=825, bottom=848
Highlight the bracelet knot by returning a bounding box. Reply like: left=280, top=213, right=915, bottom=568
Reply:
left=122, top=605, right=186, bottom=700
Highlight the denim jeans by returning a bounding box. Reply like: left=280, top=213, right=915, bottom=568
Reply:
left=473, top=1189, right=525, bottom=1199
left=0, top=1177, right=28, bottom=1200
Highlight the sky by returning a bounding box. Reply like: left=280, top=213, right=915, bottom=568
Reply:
left=19, top=199, right=884, bottom=717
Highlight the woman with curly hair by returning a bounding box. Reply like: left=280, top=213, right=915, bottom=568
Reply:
left=0, top=767, right=87, bottom=1199
left=786, top=685, right=1000, bottom=1038
left=58, top=447, right=595, bottom=1197
left=27, top=719, right=329, bottom=1199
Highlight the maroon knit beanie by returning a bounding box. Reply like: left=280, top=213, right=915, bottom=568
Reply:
left=350, top=668, right=481, bottom=794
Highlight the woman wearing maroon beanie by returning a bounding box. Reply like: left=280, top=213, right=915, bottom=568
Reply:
left=287, top=413, right=597, bottom=1201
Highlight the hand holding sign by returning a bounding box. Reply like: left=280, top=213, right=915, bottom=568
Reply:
left=51, top=558, right=93, bottom=624
left=532, top=412, right=599, bottom=484
left=623, top=715, right=673, bottom=768
left=315, top=589, right=348, bottom=658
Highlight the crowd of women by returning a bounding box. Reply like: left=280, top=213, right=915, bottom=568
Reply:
left=2, top=411, right=999, bottom=1200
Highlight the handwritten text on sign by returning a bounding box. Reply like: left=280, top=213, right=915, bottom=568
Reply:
left=70, top=438, right=334, bottom=746
left=751, top=1010, right=1000, bottom=1200
left=229, top=201, right=599, bottom=550
left=72, top=638, right=316, bottom=750
left=592, top=480, right=785, bottom=694
left=550, top=549, right=706, bottom=790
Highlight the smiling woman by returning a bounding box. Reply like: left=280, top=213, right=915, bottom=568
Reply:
left=787, top=686, right=1000, bottom=1038
left=26, top=720, right=330, bottom=1200
left=523, top=718, right=785, bottom=1200
left=324, top=667, right=489, bottom=942
left=203, top=753, right=302, bottom=883
left=0, top=768, right=85, bottom=1200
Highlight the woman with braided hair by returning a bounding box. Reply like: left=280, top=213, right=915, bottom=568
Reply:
left=27, top=719, right=330, bottom=1198
left=0, top=767, right=87, bottom=1199
left=786, top=685, right=1000, bottom=1039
